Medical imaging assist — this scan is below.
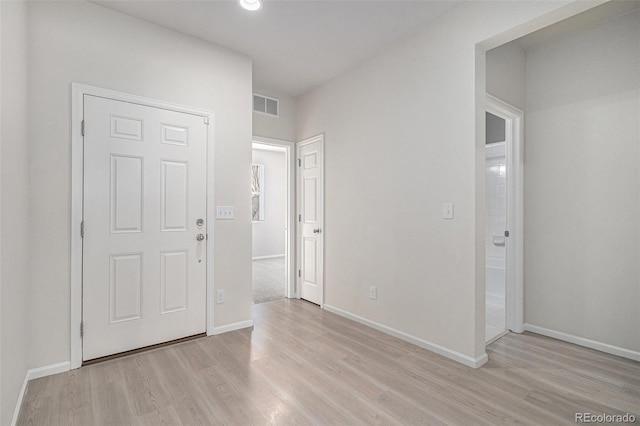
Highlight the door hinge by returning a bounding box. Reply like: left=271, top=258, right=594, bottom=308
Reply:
left=298, top=159, right=301, bottom=167
left=81, top=120, right=85, bottom=136
left=298, top=269, right=301, bottom=278
left=505, top=230, right=510, bottom=237
left=80, top=322, right=84, bottom=337
left=298, top=214, right=301, bottom=222
left=80, top=221, right=85, bottom=238
left=204, top=116, right=209, bottom=125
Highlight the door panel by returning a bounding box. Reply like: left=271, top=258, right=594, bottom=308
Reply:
left=110, top=155, right=143, bottom=233
left=161, top=160, right=189, bottom=231
left=485, top=118, right=508, bottom=343
left=83, top=95, right=208, bottom=361
left=303, top=178, right=317, bottom=221
left=298, top=136, right=324, bottom=305
left=160, top=250, right=188, bottom=314
left=303, top=238, right=317, bottom=284
left=109, top=253, right=143, bottom=323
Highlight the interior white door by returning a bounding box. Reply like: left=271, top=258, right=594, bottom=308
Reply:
left=485, top=110, right=509, bottom=343
left=83, top=95, right=208, bottom=361
left=485, top=142, right=507, bottom=342
left=297, top=136, right=324, bottom=305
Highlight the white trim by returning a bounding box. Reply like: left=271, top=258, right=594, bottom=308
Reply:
left=70, top=84, right=84, bottom=370
left=485, top=330, right=509, bottom=346
left=252, top=142, right=286, bottom=153
left=10, top=374, right=28, bottom=426
left=252, top=254, right=285, bottom=260
left=486, top=94, right=525, bottom=335
left=209, top=320, right=254, bottom=336
left=0, top=1, right=3, bottom=421
left=71, top=83, right=215, bottom=367
left=27, top=362, right=71, bottom=380
left=324, top=305, right=488, bottom=369
left=252, top=136, right=296, bottom=298
left=11, top=362, right=71, bottom=426
left=524, top=324, right=640, bottom=362
left=296, top=134, right=325, bottom=307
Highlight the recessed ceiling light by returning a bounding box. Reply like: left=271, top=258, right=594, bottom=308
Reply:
left=239, top=0, right=261, bottom=11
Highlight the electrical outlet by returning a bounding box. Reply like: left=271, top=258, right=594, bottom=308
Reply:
left=216, top=289, right=225, bottom=303
left=216, top=206, right=234, bottom=220
left=369, top=286, right=377, bottom=300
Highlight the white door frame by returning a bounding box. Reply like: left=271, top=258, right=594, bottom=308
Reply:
left=486, top=94, right=524, bottom=334
left=70, top=83, right=216, bottom=369
left=252, top=136, right=296, bottom=299
left=296, top=134, right=325, bottom=307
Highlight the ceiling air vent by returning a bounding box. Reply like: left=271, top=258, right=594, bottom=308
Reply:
left=253, top=93, right=279, bottom=117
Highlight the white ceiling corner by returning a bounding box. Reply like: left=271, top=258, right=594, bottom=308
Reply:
left=514, top=0, right=640, bottom=51
left=91, top=0, right=465, bottom=97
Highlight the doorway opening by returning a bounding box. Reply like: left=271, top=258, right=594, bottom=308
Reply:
left=252, top=138, right=295, bottom=304
left=485, top=95, right=524, bottom=344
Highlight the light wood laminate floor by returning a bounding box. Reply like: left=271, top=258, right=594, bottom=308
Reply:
left=18, top=299, right=640, bottom=425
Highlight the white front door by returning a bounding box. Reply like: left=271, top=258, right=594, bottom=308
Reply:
left=297, top=135, right=324, bottom=305
left=83, top=95, right=208, bottom=361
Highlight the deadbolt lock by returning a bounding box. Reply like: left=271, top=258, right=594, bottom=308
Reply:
left=196, top=218, right=204, bottom=226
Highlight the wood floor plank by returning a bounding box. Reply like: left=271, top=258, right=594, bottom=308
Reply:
left=133, top=404, right=183, bottom=426
left=48, top=369, right=95, bottom=426
left=90, top=379, right=136, bottom=426
left=251, top=355, right=356, bottom=424
left=88, top=358, right=126, bottom=390
left=16, top=396, right=52, bottom=426
left=120, top=353, right=170, bottom=417
left=17, top=299, right=640, bottom=425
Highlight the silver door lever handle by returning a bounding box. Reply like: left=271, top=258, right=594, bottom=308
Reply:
left=313, top=228, right=321, bottom=234
left=196, top=234, right=205, bottom=241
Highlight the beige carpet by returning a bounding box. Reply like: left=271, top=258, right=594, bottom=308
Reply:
left=252, top=257, right=286, bottom=304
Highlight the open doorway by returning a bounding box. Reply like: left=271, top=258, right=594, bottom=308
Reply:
left=481, top=1, right=639, bottom=361
left=252, top=138, right=295, bottom=304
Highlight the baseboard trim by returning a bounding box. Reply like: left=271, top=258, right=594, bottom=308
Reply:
left=208, top=319, right=254, bottom=336
left=11, top=372, right=29, bottom=426
left=11, top=361, right=71, bottom=426
left=28, top=361, right=71, bottom=380
left=323, top=304, right=487, bottom=368
left=524, top=323, right=640, bottom=362
left=252, top=254, right=285, bottom=260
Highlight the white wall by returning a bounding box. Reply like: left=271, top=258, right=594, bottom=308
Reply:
left=486, top=42, right=526, bottom=110
left=252, top=148, right=286, bottom=259
left=0, top=1, right=30, bottom=423
left=27, top=0, right=253, bottom=369
left=296, top=1, right=590, bottom=364
left=253, top=87, right=296, bottom=142
left=524, top=9, right=640, bottom=352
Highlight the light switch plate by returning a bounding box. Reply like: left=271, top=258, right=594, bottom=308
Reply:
left=443, top=203, right=454, bottom=219
left=216, top=206, right=234, bottom=220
